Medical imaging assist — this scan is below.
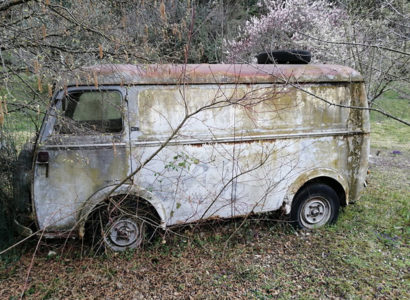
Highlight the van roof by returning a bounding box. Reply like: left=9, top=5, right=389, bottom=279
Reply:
left=64, top=64, right=363, bottom=87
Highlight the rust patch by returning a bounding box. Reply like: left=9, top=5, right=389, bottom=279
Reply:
left=188, top=139, right=270, bottom=147
left=62, top=64, right=364, bottom=88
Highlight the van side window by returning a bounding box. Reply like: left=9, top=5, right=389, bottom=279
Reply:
left=56, top=90, right=123, bottom=134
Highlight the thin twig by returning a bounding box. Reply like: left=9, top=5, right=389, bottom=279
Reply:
left=20, top=229, right=45, bottom=299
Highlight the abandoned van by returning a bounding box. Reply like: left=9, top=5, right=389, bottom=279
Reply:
left=15, top=61, right=370, bottom=251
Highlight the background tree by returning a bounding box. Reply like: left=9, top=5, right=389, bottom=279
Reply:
left=226, top=0, right=410, bottom=108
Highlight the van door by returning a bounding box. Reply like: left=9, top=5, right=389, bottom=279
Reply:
left=32, top=86, right=132, bottom=232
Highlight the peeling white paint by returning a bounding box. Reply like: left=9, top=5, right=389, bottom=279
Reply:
left=31, top=66, right=369, bottom=236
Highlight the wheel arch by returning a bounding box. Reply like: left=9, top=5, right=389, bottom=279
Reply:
left=283, top=168, right=348, bottom=214
left=77, top=184, right=167, bottom=239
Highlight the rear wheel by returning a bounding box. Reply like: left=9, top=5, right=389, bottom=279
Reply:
left=290, top=183, right=340, bottom=229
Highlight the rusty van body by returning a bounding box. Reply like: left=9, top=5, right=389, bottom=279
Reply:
left=16, top=63, right=370, bottom=251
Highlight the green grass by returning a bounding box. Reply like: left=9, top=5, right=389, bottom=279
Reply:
left=1, top=90, right=42, bottom=132
left=370, top=89, right=409, bottom=123
left=371, top=119, right=409, bottom=151
left=1, top=74, right=49, bottom=143
left=370, top=89, right=410, bottom=151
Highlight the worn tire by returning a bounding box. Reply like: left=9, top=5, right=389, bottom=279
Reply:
left=86, top=197, right=148, bottom=252
left=290, top=183, right=340, bottom=229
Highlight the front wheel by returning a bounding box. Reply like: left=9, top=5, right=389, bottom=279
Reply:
left=86, top=197, right=148, bottom=252
left=290, top=183, right=340, bottom=229
left=103, top=216, right=146, bottom=252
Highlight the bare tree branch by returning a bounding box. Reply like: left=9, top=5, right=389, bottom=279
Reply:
left=0, top=0, right=31, bottom=12
left=297, top=31, right=410, bottom=56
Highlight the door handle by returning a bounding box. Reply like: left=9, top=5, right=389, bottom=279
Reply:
left=36, top=151, right=49, bottom=178
left=36, top=162, right=49, bottom=178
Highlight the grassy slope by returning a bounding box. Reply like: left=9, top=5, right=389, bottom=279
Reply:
left=370, top=90, right=410, bottom=151
left=0, top=93, right=409, bottom=299
left=1, top=75, right=48, bottom=148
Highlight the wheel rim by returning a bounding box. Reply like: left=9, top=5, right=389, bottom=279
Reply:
left=300, top=196, right=332, bottom=229
left=105, top=218, right=140, bottom=248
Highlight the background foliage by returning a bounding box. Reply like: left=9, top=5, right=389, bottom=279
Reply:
left=0, top=1, right=408, bottom=297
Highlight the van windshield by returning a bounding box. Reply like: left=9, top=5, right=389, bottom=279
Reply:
left=55, top=90, right=123, bottom=134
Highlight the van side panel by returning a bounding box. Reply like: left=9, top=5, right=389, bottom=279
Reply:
left=129, top=83, right=367, bottom=226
